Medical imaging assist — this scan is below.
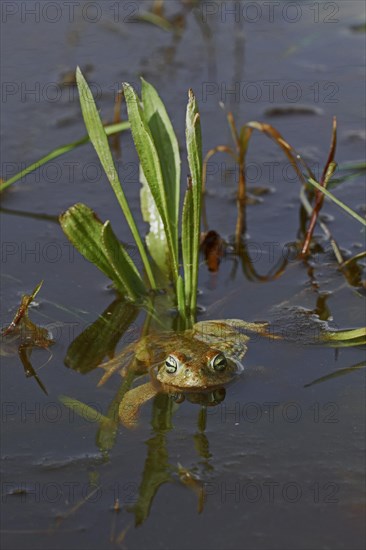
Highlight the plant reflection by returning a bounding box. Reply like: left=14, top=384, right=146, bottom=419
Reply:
left=129, top=392, right=220, bottom=525
left=60, top=287, right=366, bottom=527
left=63, top=298, right=238, bottom=524
left=304, top=359, right=366, bottom=388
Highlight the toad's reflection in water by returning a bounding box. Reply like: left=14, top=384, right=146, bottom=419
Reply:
left=97, top=319, right=268, bottom=428
left=62, top=300, right=365, bottom=529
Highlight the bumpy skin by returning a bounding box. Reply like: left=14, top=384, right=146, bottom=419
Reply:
left=98, top=319, right=268, bottom=427
left=154, top=320, right=250, bottom=389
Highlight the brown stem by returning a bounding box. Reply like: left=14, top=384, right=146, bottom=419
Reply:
left=301, top=117, right=337, bottom=257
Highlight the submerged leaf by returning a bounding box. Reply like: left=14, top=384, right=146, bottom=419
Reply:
left=59, top=395, right=113, bottom=427
left=64, top=299, right=138, bottom=374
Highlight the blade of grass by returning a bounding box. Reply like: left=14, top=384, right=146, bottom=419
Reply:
left=0, top=122, right=129, bottom=193
left=76, top=68, right=156, bottom=290
left=340, top=251, right=366, bottom=268
left=186, top=89, right=202, bottom=315
left=306, top=177, right=366, bottom=226
left=123, top=82, right=178, bottom=283
left=141, top=78, right=181, bottom=256
left=181, top=180, right=194, bottom=311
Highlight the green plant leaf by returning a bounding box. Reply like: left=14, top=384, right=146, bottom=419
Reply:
left=123, top=82, right=178, bottom=282
left=0, top=121, right=129, bottom=193
left=102, top=221, right=146, bottom=300
left=307, top=176, right=366, bottom=226
left=60, top=203, right=114, bottom=278
left=141, top=78, right=180, bottom=254
left=76, top=68, right=156, bottom=289
left=322, top=327, right=366, bottom=347
left=181, top=184, right=194, bottom=309
left=176, top=275, right=186, bottom=321
left=185, top=89, right=202, bottom=314
left=140, top=166, right=169, bottom=284
left=59, top=203, right=146, bottom=301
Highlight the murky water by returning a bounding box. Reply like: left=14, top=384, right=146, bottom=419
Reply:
left=1, top=1, right=365, bottom=549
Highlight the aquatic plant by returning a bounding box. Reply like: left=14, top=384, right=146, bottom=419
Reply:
left=59, top=69, right=202, bottom=326
left=2, top=71, right=364, bottom=319
left=203, top=111, right=365, bottom=283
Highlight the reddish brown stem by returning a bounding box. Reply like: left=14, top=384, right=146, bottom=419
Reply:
left=301, top=117, right=337, bottom=257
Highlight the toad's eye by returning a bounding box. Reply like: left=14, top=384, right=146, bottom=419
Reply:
left=165, top=355, right=178, bottom=373
left=211, top=353, right=227, bottom=371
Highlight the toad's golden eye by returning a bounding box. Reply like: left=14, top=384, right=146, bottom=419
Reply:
left=210, top=353, right=227, bottom=371
left=165, top=355, right=178, bottom=373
